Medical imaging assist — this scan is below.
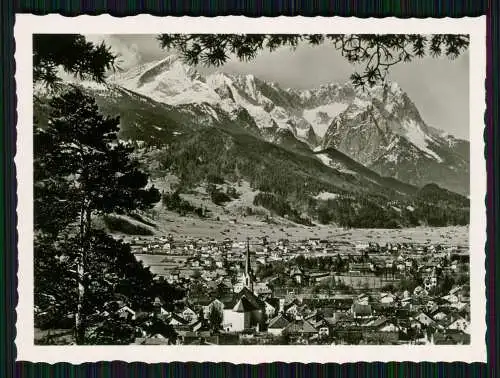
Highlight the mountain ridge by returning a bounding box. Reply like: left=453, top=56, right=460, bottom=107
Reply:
left=104, top=55, right=468, bottom=196
left=33, top=56, right=470, bottom=229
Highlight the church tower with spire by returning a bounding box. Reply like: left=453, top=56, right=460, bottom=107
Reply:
left=243, top=238, right=254, bottom=292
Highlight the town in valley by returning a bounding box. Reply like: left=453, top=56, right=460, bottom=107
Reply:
left=94, top=231, right=470, bottom=346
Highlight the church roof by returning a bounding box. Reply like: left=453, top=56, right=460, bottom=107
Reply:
left=236, top=287, right=265, bottom=309
left=233, top=296, right=258, bottom=313
left=265, top=298, right=280, bottom=310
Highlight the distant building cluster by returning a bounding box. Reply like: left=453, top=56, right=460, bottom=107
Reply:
left=108, top=235, right=470, bottom=345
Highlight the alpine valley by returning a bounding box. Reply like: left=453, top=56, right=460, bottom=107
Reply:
left=34, top=55, right=470, bottom=231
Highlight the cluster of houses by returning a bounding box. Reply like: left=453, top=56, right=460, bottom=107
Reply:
left=128, top=235, right=467, bottom=280
left=112, top=235, right=471, bottom=345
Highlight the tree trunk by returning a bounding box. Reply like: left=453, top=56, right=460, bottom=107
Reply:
left=75, top=206, right=86, bottom=344
left=75, top=205, right=91, bottom=344
left=75, top=258, right=86, bottom=344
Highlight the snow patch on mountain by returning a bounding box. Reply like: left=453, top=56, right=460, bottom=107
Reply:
left=296, top=127, right=310, bottom=139
left=353, top=97, right=372, bottom=109
left=314, top=192, right=339, bottom=200
left=205, top=72, right=230, bottom=88
left=201, top=104, right=220, bottom=121
left=316, top=153, right=334, bottom=167
left=316, top=153, right=356, bottom=174
left=116, top=55, right=222, bottom=106
left=230, top=88, right=276, bottom=128
left=302, top=103, right=349, bottom=138
left=206, top=72, right=290, bottom=130
left=245, top=74, right=257, bottom=100
left=403, top=119, right=443, bottom=162
left=270, top=106, right=292, bottom=123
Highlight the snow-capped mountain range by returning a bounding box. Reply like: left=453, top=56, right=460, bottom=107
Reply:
left=74, top=54, right=469, bottom=195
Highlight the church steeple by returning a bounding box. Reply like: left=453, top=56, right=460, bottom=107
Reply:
left=245, top=238, right=250, bottom=275
left=244, top=238, right=253, bottom=292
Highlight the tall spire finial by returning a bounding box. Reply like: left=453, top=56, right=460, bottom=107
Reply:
left=245, top=237, right=250, bottom=275
left=244, top=238, right=253, bottom=292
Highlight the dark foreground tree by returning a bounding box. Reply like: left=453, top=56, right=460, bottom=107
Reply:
left=142, top=315, right=178, bottom=344
left=157, top=34, right=469, bottom=87
left=33, top=34, right=116, bottom=88
left=208, top=305, right=223, bottom=333
left=34, top=87, right=160, bottom=343
left=86, top=313, right=137, bottom=345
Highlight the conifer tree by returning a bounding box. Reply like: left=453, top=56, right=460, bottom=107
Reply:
left=208, top=305, right=223, bottom=333
left=33, top=34, right=116, bottom=88
left=157, top=34, right=469, bottom=88
left=34, top=87, right=160, bottom=344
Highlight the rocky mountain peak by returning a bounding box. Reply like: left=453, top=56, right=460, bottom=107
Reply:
left=85, top=57, right=468, bottom=195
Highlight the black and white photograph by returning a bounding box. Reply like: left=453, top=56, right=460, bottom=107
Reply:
left=15, top=16, right=487, bottom=363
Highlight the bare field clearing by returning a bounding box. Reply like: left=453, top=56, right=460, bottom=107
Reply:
left=131, top=180, right=469, bottom=247
left=126, top=212, right=469, bottom=247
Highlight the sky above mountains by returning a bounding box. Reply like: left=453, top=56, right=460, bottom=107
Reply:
left=85, top=34, right=470, bottom=140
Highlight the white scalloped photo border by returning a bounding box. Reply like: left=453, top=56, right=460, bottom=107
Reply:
left=14, top=14, right=487, bottom=363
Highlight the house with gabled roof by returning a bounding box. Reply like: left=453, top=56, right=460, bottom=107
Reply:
left=332, top=298, right=353, bottom=313
left=432, top=311, right=448, bottom=322
left=152, top=297, right=169, bottom=317
left=267, top=314, right=290, bottom=336
left=400, top=295, right=414, bottom=310
left=351, top=303, right=372, bottom=319
left=306, top=316, right=330, bottom=337
left=177, top=306, right=198, bottom=323
left=371, top=316, right=399, bottom=332
left=450, top=301, right=468, bottom=311
left=263, top=299, right=278, bottom=319
left=168, top=313, right=190, bottom=328
left=318, top=306, right=335, bottom=319
left=414, top=312, right=435, bottom=328
left=283, top=319, right=318, bottom=340
left=285, top=303, right=300, bottom=319
left=446, top=316, right=470, bottom=334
